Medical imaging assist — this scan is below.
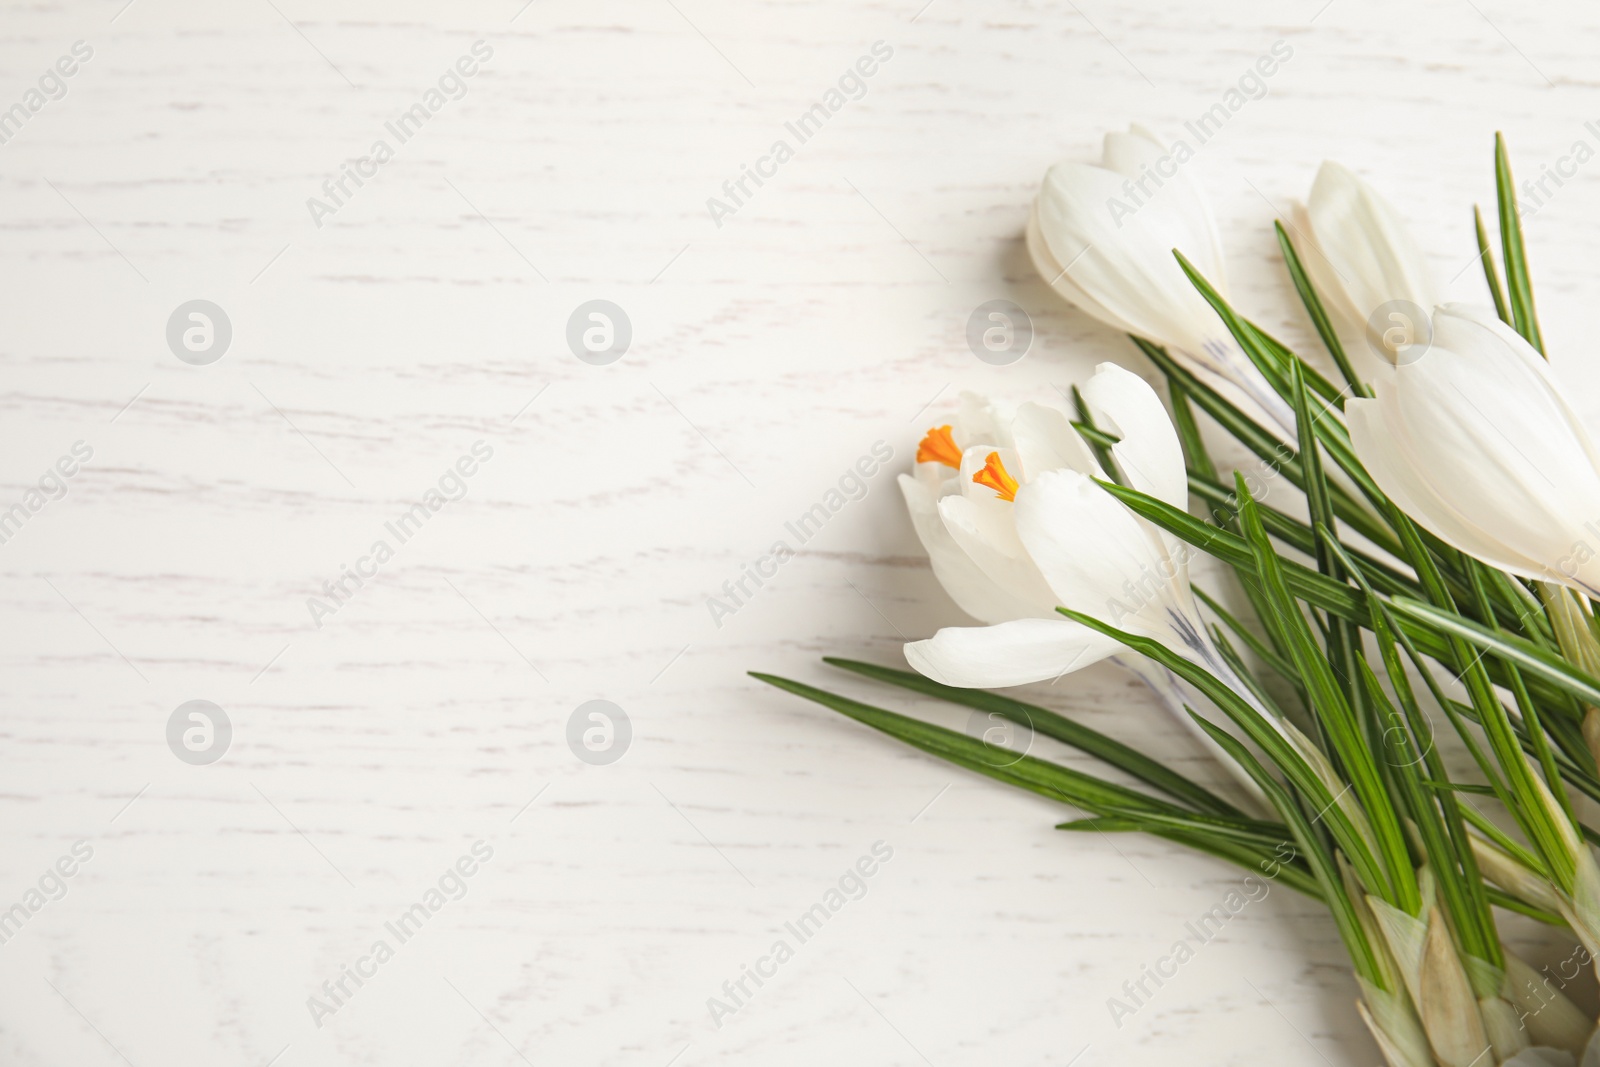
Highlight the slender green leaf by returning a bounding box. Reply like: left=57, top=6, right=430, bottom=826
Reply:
left=1053, top=600, right=1394, bottom=904
left=1194, top=586, right=1298, bottom=685
left=1232, top=472, right=1417, bottom=910
left=1474, top=204, right=1512, bottom=326
left=1130, top=336, right=1403, bottom=556
left=1071, top=384, right=1120, bottom=479
left=1484, top=888, right=1565, bottom=926
left=822, top=657, right=1243, bottom=817
left=1388, top=597, right=1600, bottom=708
left=1191, top=713, right=1384, bottom=985
left=1321, top=530, right=1502, bottom=961
left=1274, top=219, right=1367, bottom=398
left=1247, top=319, right=1349, bottom=408
left=1183, top=475, right=1422, bottom=602
left=753, top=671, right=1315, bottom=890
left=1210, top=626, right=1297, bottom=721
left=1168, top=382, right=1216, bottom=480
left=1495, top=132, right=1544, bottom=354
left=1057, top=816, right=1323, bottom=899
left=751, top=672, right=1176, bottom=815
left=1172, top=250, right=1389, bottom=512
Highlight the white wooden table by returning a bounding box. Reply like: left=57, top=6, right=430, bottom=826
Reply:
left=1, top=1, right=1597, bottom=1063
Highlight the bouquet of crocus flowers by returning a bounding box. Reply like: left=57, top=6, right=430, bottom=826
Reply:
left=756, top=128, right=1600, bottom=1067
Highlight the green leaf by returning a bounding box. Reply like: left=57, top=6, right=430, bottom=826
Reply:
left=1385, top=593, right=1580, bottom=889
left=1130, top=336, right=1297, bottom=472
left=821, top=657, right=1243, bottom=817
left=1485, top=887, right=1565, bottom=926
left=1096, top=477, right=1376, bottom=627
left=1292, top=362, right=1338, bottom=574
left=1116, top=474, right=1576, bottom=711
left=1388, top=597, right=1600, bottom=708
left=1247, top=319, right=1350, bottom=408
left=1129, top=336, right=1402, bottom=557
left=1320, top=531, right=1505, bottom=933
left=752, top=670, right=1314, bottom=890
left=751, top=671, right=1175, bottom=816
left=1231, top=472, right=1417, bottom=911
left=1184, top=473, right=1422, bottom=602
left=1420, top=781, right=1499, bottom=797
left=1054, top=803, right=1287, bottom=851
left=1168, top=382, right=1217, bottom=481
left=1070, top=384, right=1120, bottom=479
left=1495, top=132, right=1544, bottom=354
left=1209, top=625, right=1297, bottom=721
left=1190, top=713, right=1385, bottom=986
left=1172, top=250, right=1390, bottom=512
left=1274, top=220, right=1367, bottom=398
left=1459, top=802, right=1547, bottom=878
left=1193, top=585, right=1301, bottom=692
left=1473, top=204, right=1512, bottom=327
left=1056, top=816, right=1323, bottom=899
left=1051, top=599, right=1393, bottom=905
left=1464, top=563, right=1571, bottom=825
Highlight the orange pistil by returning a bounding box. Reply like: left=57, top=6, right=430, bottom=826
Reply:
left=916, top=424, right=962, bottom=468
left=972, top=451, right=1019, bottom=502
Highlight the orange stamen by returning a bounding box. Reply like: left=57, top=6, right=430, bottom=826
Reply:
left=972, top=452, right=1019, bottom=502
left=916, top=424, right=962, bottom=468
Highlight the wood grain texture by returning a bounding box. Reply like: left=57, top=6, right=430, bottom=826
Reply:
left=0, top=0, right=1597, bottom=1063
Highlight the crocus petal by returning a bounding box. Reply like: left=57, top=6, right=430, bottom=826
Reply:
left=1503, top=955, right=1593, bottom=1058
left=904, top=617, right=1122, bottom=688
left=1297, top=162, right=1442, bottom=385
left=1100, top=124, right=1227, bottom=286
left=898, top=474, right=1035, bottom=625
left=1026, top=202, right=1141, bottom=339
left=1011, top=401, right=1101, bottom=480
left=1348, top=304, right=1600, bottom=593
left=1013, top=469, right=1190, bottom=639
left=1080, top=362, right=1188, bottom=510
left=1031, top=156, right=1229, bottom=359
left=1346, top=398, right=1551, bottom=581
left=1303, top=162, right=1437, bottom=337
left=1432, top=305, right=1600, bottom=478
left=1027, top=128, right=1296, bottom=440
left=938, top=494, right=1057, bottom=616
left=953, top=391, right=1011, bottom=450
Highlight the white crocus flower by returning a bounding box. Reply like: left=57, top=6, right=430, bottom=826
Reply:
left=901, top=365, right=1195, bottom=686
left=1026, top=124, right=1294, bottom=437
left=1293, top=161, right=1439, bottom=383
left=1346, top=303, right=1600, bottom=597
left=899, top=364, right=1277, bottom=798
